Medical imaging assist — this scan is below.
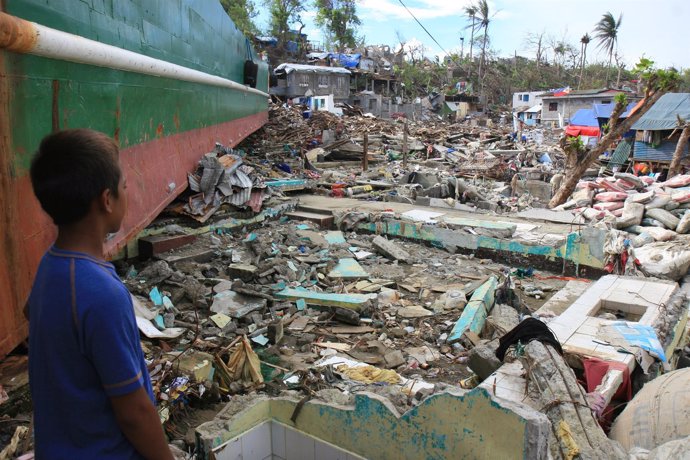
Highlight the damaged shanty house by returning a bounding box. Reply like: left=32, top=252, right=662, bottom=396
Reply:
left=270, top=63, right=351, bottom=114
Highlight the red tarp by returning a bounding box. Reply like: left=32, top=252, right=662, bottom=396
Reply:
left=565, top=125, right=601, bottom=137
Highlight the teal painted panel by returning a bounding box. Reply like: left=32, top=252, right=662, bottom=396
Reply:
left=328, top=258, right=369, bottom=279
left=448, top=277, right=497, bottom=343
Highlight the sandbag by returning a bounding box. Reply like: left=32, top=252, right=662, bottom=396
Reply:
left=596, top=177, right=626, bottom=192
left=641, top=227, right=676, bottom=242
left=639, top=176, right=656, bottom=186
left=582, top=207, right=606, bottom=221
left=631, top=190, right=655, bottom=204
left=615, top=201, right=645, bottom=229
left=671, top=190, right=690, bottom=203
left=611, top=208, right=624, bottom=217
left=595, top=191, right=628, bottom=202
left=676, top=211, right=690, bottom=234
left=641, top=218, right=666, bottom=227
left=631, top=233, right=655, bottom=248
left=610, top=369, right=690, bottom=449
left=613, top=172, right=645, bottom=189
left=594, top=201, right=624, bottom=211
left=645, top=208, right=680, bottom=230
left=645, top=194, right=672, bottom=209
left=662, top=174, right=690, bottom=188
left=664, top=200, right=680, bottom=211
left=615, top=179, right=637, bottom=190
left=576, top=180, right=599, bottom=190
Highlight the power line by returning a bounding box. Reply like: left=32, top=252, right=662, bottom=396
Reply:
left=397, top=0, right=459, bottom=65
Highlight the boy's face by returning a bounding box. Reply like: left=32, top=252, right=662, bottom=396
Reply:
left=106, top=173, right=128, bottom=234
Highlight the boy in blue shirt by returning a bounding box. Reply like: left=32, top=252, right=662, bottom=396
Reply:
left=27, top=129, right=173, bottom=460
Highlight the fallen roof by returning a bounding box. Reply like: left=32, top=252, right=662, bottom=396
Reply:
left=631, top=93, right=690, bottom=131
left=274, top=63, right=351, bottom=75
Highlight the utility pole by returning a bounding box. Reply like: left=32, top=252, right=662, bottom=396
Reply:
left=402, top=119, right=408, bottom=168
left=362, top=132, right=369, bottom=172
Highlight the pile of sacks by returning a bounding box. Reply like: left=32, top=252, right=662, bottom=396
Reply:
left=557, top=173, right=690, bottom=244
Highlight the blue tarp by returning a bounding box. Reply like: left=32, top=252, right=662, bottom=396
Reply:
left=330, top=53, right=361, bottom=68
left=632, top=93, right=690, bottom=131
left=569, top=109, right=599, bottom=127
left=593, top=102, right=638, bottom=119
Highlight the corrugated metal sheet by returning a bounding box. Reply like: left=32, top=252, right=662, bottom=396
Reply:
left=608, top=139, right=633, bottom=167
left=633, top=140, right=688, bottom=162
left=631, top=93, right=690, bottom=131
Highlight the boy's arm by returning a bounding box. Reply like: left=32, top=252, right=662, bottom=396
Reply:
left=110, top=388, right=174, bottom=460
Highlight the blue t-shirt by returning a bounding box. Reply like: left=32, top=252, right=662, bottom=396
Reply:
left=28, top=246, right=155, bottom=459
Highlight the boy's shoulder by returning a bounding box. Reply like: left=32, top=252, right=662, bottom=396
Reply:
left=43, top=248, right=131, bottom=311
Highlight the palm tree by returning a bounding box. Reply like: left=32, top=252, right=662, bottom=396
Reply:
left=463, top=4, right=478, bottom=79
left=593, top=12, right=623, bottom=85
left=578, top=33, right=591, bottom=89
left=475, top=0, right=491, bottom=81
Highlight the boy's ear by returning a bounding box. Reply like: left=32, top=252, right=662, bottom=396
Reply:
left=99, top=188, right=115, bottom=214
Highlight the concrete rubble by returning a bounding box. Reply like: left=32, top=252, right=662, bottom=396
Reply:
left=3, top=104, right=690, bottom=460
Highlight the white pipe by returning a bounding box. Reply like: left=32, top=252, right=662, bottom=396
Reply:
left=23, top=20, right=269, bottom=98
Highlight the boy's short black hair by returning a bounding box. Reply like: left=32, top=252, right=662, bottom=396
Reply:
left=30, top=129, right=121, bottom=226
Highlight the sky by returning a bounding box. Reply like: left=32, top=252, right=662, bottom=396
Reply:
left=255, top=0, right=690, bottom=70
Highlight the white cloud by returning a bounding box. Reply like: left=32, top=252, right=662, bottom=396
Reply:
left=359, top=0, right=476, bottom=22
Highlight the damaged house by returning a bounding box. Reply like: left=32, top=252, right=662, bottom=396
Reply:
left=270, top=63, right=351, bottom=114
left=540, top=88, right=639, bottom=127
left=631, top=92, right=690, bottom=171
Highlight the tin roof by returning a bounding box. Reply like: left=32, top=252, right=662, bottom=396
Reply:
left=631, top=93, right=690, bottom=131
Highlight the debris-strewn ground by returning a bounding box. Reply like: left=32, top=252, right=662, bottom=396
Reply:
left=3, top=104, right=690, bottom=460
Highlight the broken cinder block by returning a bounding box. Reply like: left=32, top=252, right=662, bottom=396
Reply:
left=372, top=236, right=411, bottom=263
left=227, top=264, right=258, bottom=281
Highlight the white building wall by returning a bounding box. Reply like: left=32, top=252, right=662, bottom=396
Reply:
left=512, top=91, right=544, bottom=109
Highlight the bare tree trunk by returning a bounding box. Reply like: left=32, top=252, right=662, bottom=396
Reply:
left=478, top=26, right=487, bottom=81
left=605, top=51, right=612, bottom=85
left=549, top=89, right=667, bottom=208
left=668, top=124, right=690, bottom=178
left=578, top=46, right=587, bottom=90
left=468, top=18, right=475, bottom=80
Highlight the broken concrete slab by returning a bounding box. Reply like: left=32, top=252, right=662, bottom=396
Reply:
left=515, top=208, right=584, bottom=225
left=328, top=258, right=369, bottom=279
left=448, top=277, right=497, bottom=345
left=547, top=275, right=677, bottom=372
left=384, top=350, right=406, bottom=368
left=211, top=290, right=267, bottom=318
left=157, top=247, right=215, bottom=264
left=353, top=216, right=607, bottom=273
left=372, top=235, right=412, bottom=263
left=485, top=303, right=520, bottom=338
left=227, top=264, right=258, bottom=281
left=397, top=305, right=433, bottom=319
left=468, top=344, right=502, bottom=380
left=275, top=287, right=375, bottom=311
left=535, top=280, right=591, bottom=317
left=324, top=230, right=347, bottom=245
left=520, top=341, right=627, bottom=459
